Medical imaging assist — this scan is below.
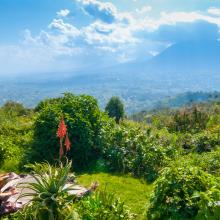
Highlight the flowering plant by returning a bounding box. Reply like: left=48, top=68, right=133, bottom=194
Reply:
left=57, top=118, right=71, bottom=159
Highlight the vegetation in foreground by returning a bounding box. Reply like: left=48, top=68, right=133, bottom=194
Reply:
left=0, top=93, right=220, bottom=219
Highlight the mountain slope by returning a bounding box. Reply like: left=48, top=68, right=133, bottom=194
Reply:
left=146, top=40, right=220, bottom=74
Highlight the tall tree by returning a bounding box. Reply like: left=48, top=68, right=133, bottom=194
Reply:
left=105, top=97, right=125, bottom=123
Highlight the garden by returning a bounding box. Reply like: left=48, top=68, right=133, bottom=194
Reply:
left=0, top=94, right=219, bottom=219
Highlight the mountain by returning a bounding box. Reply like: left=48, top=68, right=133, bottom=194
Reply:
left=146, top=40, right=220, bottom=74
left=1, top=40, right=220, bottom=114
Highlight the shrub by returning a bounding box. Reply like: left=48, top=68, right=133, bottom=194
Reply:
left=0, top=114, right=33, bottom=171
left=75, top=190, right=134, bottom=219
left=147, top=165, right=220, bottom=219
left=30, top=93, right=110, bottom=171
left=177, top=130, right=220, bottom=153
left=103, top=121, right=178, bottom=182
left=193, top=127, right=220, bottom=153
left=0, top=136, right=22, bottom=169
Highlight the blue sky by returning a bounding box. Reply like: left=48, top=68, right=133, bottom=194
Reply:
left=0, top=0, right=220, bottom=75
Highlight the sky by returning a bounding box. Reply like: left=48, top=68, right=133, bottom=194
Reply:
left=0, top=0, right=220, bottom=75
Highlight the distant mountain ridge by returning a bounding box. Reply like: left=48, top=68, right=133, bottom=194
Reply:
left=146, top=40, right=220, bottom=73
left=1, top=40, right=220, bottom=114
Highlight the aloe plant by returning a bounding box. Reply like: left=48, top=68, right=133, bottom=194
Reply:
left=15, top=161, right=78, bottom=220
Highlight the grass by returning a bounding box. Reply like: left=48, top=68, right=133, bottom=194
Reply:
left=77, top=172, right=153, bottom=218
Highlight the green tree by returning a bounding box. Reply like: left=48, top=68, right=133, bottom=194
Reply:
left=105, top=97, right=125, bottom=123
left=30, top=93, right=110, bottom=171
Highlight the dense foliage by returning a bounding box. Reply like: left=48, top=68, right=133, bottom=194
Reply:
left=0, top=101, right=33, bottom=171
left=102, top=121, right=179, bottom=182
left=147, top=164, right=220, bottom=219
left=1, top=94, right=220, bottom=219
left=30, top=93, right=109, bottom=170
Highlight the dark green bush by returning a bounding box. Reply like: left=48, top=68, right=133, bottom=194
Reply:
left=30, top=93, right=111, bottom=171
left=147, top=165, right=220, bottom=219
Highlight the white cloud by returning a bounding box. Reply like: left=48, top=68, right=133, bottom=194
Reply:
left=83, top=21, right=137, bottom=45
left=23, top=28, right=82, bottom=57
left=57, top=9, right=70, bottom=17
left=79, top=0, right=118, bottom=23
left=208, top=7, right=220, bottom=16
left=149, top=50, right=159, bottom=56
left=136, top=6, right=152, bottom=14
left=48, top=19, right=81, bottom=38
left=1, top=0, right=220, bottom=75
left=158, top=11, right=220, bottom=26
left=132, top=11, right=220, bottom=34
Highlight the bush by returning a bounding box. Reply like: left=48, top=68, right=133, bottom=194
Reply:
left=30, top=93, right=111, bottom=171
left=0, top=112, right=33, bottom=171
left=193, top=126, right=220, bottom=153
left=147, top=165, right=220, bottom=219
left=103, top=121, right=178, bottom=182
left=75, top=190, right=134, bottom=219
left=177, top=130, right=220, bottom=153
left=0, top=136, right=22, bottom=168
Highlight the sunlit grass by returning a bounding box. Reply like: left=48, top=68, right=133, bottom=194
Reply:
left=77, top=172, right=153, bottom=218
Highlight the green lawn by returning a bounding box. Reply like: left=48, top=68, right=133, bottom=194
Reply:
left=77, top=172, right=153, bottom=218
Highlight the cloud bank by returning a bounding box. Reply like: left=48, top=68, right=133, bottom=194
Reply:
left=1, top=1, right=220, bottom=75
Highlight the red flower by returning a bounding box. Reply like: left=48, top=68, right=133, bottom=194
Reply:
left=57, top=118, right=67, bottom=139
left=65, top=133, right=71, bottom=152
